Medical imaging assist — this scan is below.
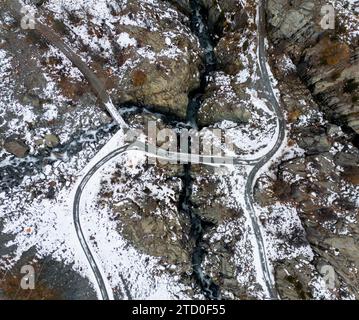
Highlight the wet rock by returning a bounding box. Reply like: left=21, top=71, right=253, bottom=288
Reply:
left=3, top=137, right=30, bottom=158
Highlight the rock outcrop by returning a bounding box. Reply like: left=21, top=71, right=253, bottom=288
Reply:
left=196, top=0, right=257, bottom=127
left=76, top=0, right=202, bottom=119
left=259, top=43, right=359, bottom=299
left=266, top=0, right=359, bottom=134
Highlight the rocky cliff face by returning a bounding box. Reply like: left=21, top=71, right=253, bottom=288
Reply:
left=266, top=0, right=359, bottom=135
left=258, top=34, right=359, bottom=298
left=264, top=4, right=359, bottom=296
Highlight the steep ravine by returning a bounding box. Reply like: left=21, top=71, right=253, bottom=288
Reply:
left=179, top=0, right=221, bottom=299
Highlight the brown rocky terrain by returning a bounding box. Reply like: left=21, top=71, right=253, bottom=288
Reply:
left=255, top=15, right=359, bottom=297
left=266, top=0, right=359, bottom=134
left=0, top=0, right=358, bottom=300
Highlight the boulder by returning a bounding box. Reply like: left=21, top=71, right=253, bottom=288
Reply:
left=296, top=126, right=331, bottom=155
left=3, top=137, right=29, bottom=158
left=266, top=0, right=325, bottom=60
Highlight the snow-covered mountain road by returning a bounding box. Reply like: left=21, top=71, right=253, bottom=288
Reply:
left=242, top=0, right=286, bottom=300
left=6, top=0, right=286, bottom=300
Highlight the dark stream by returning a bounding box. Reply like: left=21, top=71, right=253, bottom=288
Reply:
left=179, top=0, right=221, bottom=300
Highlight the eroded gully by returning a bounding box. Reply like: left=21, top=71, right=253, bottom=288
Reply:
left=179, top=0, right=221, bottom=300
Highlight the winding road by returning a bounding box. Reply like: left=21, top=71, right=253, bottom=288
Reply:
left=242, top=1, right=286, bottom=299
left=8, top=0, right=285, bottom=300
left=73, top=145, right=129, bottom=300
left=74, top=0, right=285, bottom=300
